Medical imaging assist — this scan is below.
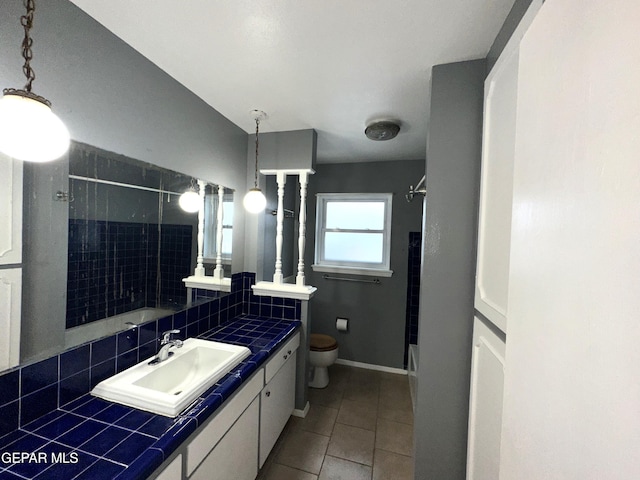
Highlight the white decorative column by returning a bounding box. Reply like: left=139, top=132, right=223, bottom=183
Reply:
left=296, top=171, right=308, bottom=286
left=273, top=171, right=286, bottom=284
left=194, top=179, right=206, bottom=277
left=212, top=184, right=225, bottom=280
left=252, top=168, right=316, bottom=300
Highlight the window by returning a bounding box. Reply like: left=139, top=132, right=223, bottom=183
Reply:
left=203, top=193, right=233, bottom=262
left=312, top=193, right=393, bottom=276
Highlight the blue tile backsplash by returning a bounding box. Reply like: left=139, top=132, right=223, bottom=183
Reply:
left=0, top=272, right=301, bottom=452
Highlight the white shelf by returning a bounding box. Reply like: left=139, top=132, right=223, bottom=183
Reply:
left=182, top=275, right=231, bottom=293
left=251, top=281, right=317, bottom=300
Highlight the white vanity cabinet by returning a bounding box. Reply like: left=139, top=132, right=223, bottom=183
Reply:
left=259, top=333, right=299, bottom=467
left=150, top=331, right=300, bottom=480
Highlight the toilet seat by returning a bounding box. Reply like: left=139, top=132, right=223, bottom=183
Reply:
left=310, top=333, right=338, bottom=352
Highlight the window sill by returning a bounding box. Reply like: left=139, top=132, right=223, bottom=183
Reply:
left=311, top=264, right=393, bottom=277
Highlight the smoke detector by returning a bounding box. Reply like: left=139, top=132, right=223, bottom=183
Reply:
left=364, top=121, right=400, bottom=141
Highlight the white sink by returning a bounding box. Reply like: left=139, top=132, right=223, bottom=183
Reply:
left=91, top=338, right=251, bottom=417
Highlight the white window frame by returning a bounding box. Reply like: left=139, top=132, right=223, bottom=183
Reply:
left=203, top=193, right=233, bottom=264
left=312, top=193, right=393, bottom=277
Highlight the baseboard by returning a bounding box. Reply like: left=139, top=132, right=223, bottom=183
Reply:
left=335, top=358, right=408, bottom=375
left=292, top=401, right=310, bottom=418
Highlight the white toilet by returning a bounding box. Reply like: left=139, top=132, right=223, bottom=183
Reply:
left=309, top=334, right=339, bottom=389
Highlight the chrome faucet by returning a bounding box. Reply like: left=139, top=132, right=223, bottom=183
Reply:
left=149, top=329, right=183, bottom=365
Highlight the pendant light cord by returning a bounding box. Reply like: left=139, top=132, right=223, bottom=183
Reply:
left=21, top=0, right=36, bottom=93
left=254, top=117, right=260, bottom=188
left=3, top=0, right=51, bottom=106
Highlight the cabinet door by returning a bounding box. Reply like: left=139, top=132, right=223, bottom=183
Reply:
left=475, top=0, right=542, bottom=334
left=154, top=454, right=182, bottom=480
left=259, top=352, right=296, bottom=467
left=186, top=371, right=263, bottom=476
left=190, top=396, right=259, bottom=480
left=466, top=316, right=506, bottom=480
left=0, top=154, right=23, bottom=371
left=0, top=153, right=22, bottom=266
left=474, top=46, right=518, bottom=334
left=0, top=268, right=21, bottom=370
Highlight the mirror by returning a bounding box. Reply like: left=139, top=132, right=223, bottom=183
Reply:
left=16, top=141, right=234, bottom=370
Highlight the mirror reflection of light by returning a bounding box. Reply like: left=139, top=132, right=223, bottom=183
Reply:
left=243, top=187, right=267, bottom=214
left=179, top=189, right=201, bottom=212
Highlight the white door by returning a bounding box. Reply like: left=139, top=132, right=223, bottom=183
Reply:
left=466, top=316, right=506, bottom=480
left=500, top=0, right=640, bottom=478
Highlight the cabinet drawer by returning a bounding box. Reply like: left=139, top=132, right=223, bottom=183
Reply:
left=265, top=332, right=300, bottom=384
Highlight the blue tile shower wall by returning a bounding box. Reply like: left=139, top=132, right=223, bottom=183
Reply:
left=0, top=272, right=300, bottom=441
left=67, top=220, right=192, bottom=329
left=404, top=231, right=422, bottom=368
left=154, top=224, right=194, bottom=308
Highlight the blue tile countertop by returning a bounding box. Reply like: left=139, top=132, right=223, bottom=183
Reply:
left=0, top=315, right=300, bottom=480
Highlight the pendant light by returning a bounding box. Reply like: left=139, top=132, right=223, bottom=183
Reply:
left=0, top=0, right=70, bottom=162
left=179, top=179, right=201, bottom=213
left=243, top=110, right=267, bottom=214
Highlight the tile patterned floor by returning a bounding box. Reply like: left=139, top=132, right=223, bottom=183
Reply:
left=257, top=364, right=414, bottom=480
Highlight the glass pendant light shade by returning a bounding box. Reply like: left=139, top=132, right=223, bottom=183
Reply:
left=179, top=188, right=201, bottom=213
left=243, top=187, right=267, bottom=214
left=0, top=93, right=70, bottom=162
left=245, top=110, right=267, bottom=214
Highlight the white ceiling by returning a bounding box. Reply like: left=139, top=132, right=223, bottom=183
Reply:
left=69, top=0, right=513, bottom=163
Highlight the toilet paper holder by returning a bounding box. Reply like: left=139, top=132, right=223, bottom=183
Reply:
left=336, top=317, right=349, bottom=332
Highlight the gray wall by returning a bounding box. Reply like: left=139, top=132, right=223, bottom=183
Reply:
left=413, top=60, right=485, bottom=480
left=486, top=0, right=535, bottom=73
left=257, top=130, right=318, bottom=171
left=305, top=160, right=424, bottom=369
